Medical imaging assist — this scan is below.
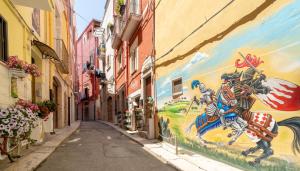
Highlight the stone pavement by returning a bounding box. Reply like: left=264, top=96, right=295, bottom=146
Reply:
left=36, top=121, right=176, bottom=171
left=1, top=121, right=81, bottom=171
left=99, top=120, right=242, bottom=171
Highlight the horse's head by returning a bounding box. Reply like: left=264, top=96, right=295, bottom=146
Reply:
left=221, top=70, right=242, bottom=86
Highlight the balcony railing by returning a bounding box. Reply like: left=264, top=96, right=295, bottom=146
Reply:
left=121, top=0, right=142, bottom=41
left=55, top=39, right=69, bottom=74
left=112, top=15, right=125, bottom=49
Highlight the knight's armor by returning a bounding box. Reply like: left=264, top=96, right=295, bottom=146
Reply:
left=194, top=83, right=217, bottom=117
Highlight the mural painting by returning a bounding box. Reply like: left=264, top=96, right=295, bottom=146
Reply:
left=156, top=1, right=300, bottom=170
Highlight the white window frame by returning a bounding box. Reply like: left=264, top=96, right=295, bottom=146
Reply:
left=106, top=55, right=111, bottom=70
left=172, top=77, right=183, bottom=97
left=118, top=48, right=122, bottom=72
left=130, top=38, right=138, bottom=74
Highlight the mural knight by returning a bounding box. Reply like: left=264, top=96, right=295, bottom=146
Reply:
left=186, top=53, right=300, bottom=165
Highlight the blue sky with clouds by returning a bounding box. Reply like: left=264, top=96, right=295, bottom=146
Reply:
left=75, top=0, right=105, bottom=36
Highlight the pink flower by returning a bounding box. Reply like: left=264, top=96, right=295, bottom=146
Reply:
left=6, top=56, right=24, bottom=70
left=24, top=63, right=41, bottom=77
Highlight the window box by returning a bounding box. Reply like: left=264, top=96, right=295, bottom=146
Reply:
left=9, top=68, right=27, bottom=78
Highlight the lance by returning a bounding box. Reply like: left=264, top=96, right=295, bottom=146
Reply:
left=238, top=52, right=263, bottom=75
left=185, top=99, right=195, bottom=116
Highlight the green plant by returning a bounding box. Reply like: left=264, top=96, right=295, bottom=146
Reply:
left=11, top=91, right=18, bottom=98
left=115, top=0, right=125, bottom=15
left=37, top=100, right=56, bottom=119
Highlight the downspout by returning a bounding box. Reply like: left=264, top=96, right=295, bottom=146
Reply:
left=151, top=0, right=157, bottom=138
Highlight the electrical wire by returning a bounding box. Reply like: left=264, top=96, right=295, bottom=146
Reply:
left=155, top=0, right=235, bottom=62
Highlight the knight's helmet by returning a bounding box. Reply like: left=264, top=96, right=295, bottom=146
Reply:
left=241, top=68, right=256, bottom=81
left=191, top=80, right=206, bottom=93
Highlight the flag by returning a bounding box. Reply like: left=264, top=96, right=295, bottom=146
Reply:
left=256, top=78, right=300, bottom=111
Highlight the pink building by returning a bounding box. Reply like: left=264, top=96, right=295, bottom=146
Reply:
left=76, top=20, right=101, bottom=121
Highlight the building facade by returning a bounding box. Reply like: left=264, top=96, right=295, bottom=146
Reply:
left=98, top=0, right=116, bottom=123
left=111, top=0, right=155, bottom=138
left=76, top=20, right=101, bottom=121
left=0, top=0, right=76, bottom=131
left=155, top=0, right=300, bottom=169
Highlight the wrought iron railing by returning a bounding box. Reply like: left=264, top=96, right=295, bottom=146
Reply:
left=55, top=39, right=69, bottom=74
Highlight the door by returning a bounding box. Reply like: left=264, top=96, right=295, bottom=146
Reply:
left=68, top=97, right=71, bottom=126
left=144, top=76, right=152, bottom=131
left=107, top=97, right=113, bottom=122
left=53, top=81, right=58, bottom=128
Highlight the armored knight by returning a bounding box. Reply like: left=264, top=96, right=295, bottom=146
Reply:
left=191, top=80, right=218, bottom=117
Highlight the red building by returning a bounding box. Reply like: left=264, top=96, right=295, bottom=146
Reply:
left=76, top=20, right=101, bottom=121
left=112, top=0, right=155, bottom=138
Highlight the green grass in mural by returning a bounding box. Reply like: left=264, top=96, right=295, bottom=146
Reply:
left=158, top=100, right=300, bottom=171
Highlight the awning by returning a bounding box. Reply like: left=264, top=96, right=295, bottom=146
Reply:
left=32, top=40, right=60, bottom=61
left=11, top=0, right=52, bottom=11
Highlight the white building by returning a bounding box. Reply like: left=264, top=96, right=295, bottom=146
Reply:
left=98, top=0, right=116, bottom=123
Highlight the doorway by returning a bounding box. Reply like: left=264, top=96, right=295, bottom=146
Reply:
left=144, top=76, right=152, bottom=131
left=53, top=79, right=59, bottom=128
left=107, top=96, right=113, bottom=122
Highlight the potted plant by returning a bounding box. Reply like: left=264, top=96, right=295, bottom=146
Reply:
left=0, top=105, right=39, bottom=162
left=24, top=63, right=41, bottom=77
left=115, top=0, right=125, bottom=15
left=108, top=22, right=114, bottom=32
left=6, top=56, right=27, bottom=78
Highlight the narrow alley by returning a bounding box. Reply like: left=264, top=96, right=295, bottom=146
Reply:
left=36, top=122, right=176, bottom=171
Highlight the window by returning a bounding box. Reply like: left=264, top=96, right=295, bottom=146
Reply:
left=106, top=55, right=111, bottom=70
left=130, top=38, right=138, bottom=74
left=172, top=78, right=183, bottom=98
left=90, top=50, right=94, bottom=66
left=0, top=16, right=8, bottom=62
left=117, top=48, right=122, bottom=72
left=11, top=77, right=18, bottom=98
left=32, top=8, right=40, bottom=35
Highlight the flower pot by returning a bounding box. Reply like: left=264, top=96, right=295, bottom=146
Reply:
left=42, top=112, right=53, bottom=133
left=30, top=119, right=44, bottom=143
left=9, top=68, right=27, bottom=78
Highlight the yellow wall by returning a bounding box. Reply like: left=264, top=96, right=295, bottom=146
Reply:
left=0, top=0, right=32, bottom=107
left=0, top=0, right=74, bottom=129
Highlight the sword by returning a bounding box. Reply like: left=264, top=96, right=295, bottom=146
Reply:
left=238, top=52, right=263, bottom=75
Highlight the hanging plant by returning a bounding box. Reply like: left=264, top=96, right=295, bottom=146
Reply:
left=108, top=22, right=114, bottom=32
left=6, top=56, right=27, bottom=78
left=116, top=0, right=125, bottom=15
left=6, top=56, right=24, bottom=70
left=24, top=63, right=41, bottom=77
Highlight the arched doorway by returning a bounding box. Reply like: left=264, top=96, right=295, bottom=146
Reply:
left=107, top=96, right=113, bottom=122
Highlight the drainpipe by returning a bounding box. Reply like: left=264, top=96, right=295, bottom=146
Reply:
left=152, top=0, right=157, bottom=138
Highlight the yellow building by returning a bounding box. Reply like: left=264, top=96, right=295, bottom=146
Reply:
left=0, top=0, right=76, bottom=134
left=155, top=0, right=300, bottom=169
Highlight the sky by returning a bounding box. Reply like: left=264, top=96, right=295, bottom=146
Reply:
left=75, top=0, right=105, bottom=37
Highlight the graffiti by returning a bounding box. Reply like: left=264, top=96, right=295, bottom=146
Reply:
left=186, top=54, right=300, bottom=165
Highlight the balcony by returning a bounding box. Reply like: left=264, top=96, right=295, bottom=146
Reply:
left=55, top=39, right=69, bottom=74
left=99, top=43, right=106, bottom=58
left=121, top=0, right=142, bottom=41
left=11, top=0, right=52, bottom=11
left=112, top=15, right=124, bottom=49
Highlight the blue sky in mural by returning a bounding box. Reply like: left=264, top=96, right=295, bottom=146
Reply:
left=156, top=0, right=300, bottom=108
